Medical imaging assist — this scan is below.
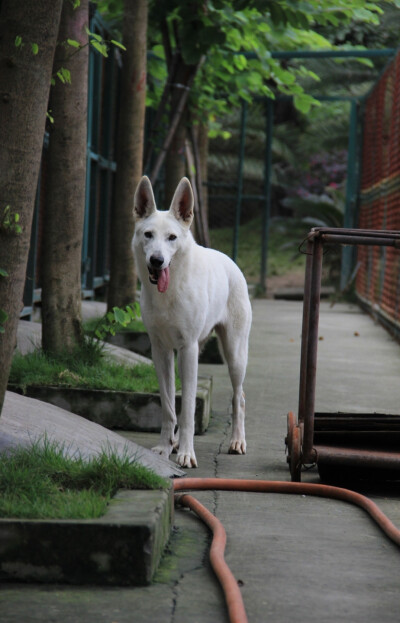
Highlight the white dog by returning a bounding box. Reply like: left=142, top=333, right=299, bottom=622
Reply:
left=132, top=176, right=252, bottom=468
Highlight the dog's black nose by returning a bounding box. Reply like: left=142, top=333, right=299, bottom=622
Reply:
left=150, top=254, right=164, bottom=268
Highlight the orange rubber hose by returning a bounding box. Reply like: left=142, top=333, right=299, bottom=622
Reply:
left=175, top=493, right=248, bottom=623
left=173, top=478, right=400, bottom=623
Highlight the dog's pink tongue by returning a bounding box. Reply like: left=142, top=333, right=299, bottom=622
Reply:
left=157, top=267, right=170, bottom=293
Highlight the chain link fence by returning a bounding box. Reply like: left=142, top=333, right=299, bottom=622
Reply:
left=356, top=51, right=400, bottom=337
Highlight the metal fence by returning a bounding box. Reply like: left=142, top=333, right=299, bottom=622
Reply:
left=356, top=50, right=400, bottom=338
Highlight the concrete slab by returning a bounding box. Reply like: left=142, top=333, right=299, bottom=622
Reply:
left=0, top=487, right=173, bottom=586
left=0, top=392, right=184, bottom=478
left=9, top=375, right=212, bottom=435
left=81, top=300, right=107, bottom=321
left=2, top=300, right=400, bottom=623
left=16, top=320, right=152, bottom=366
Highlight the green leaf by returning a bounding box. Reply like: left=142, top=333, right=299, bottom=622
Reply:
left=294, top=95, right=312, bottom=114
left=15, top=36, right=22, bottom=48
left=61, top=67, right=71, bottom=84
left=111, top=40, right=126, bottom=51
left=67, top=39, right=81, bottom=49
left=90, top=40, right=108, bottom=57
left=0, top=268, right=8, bottom=278
left=90, top=32, right=103, bottom=43
left=31, top=43, right=39, bottom=55
left=233, top=54, right=248, bottom=71
left=0, top=309, right=8, bottom=323
left=56, top=67, right=71, bottom=85
left=113, top=308, right=127, bottom=325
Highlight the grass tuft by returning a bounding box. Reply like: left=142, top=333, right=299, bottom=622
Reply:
left=9, top=348, right=176, bottom=393
left=0, top=439, right=168, bottom=519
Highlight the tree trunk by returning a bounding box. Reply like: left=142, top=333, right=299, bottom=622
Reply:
left=0, top=0, right=62, bottom=414
left=107, top=0, right=148, bottom=311
left=197, top=120, right=209, bottom=227
left=41, top=0, right=89, bottom=355
left=164, top=103, right=188, bottom=209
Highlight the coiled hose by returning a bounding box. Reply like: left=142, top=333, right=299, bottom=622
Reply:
left=173, top=478, right=400, bottom=623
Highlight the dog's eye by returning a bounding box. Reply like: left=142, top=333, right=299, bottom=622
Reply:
left=144, top=231, right=153, bottom=239
left=168, top=234, right=177, bottom=241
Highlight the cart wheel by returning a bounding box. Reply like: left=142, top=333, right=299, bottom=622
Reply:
left=290, top=425, right=302, bottom=482
left=285, top=411, right=296, bottom=454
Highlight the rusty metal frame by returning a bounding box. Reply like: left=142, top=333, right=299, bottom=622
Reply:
left=288, top=227, right=400, bottom=481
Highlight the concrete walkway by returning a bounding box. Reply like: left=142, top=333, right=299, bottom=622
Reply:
left=2, top=299, right=400, bottom=622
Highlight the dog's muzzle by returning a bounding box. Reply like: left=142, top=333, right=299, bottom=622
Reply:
left=148, top=256, right=170, bottom=293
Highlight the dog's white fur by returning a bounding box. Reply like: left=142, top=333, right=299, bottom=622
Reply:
left=132, top=176, right=252, bottom=468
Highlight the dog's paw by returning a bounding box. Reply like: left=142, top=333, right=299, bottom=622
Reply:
left=151, top=444, right=171, bottom=459
left=176, top=450, right=198, bottom=468
left=171, top=434, right=180, bottom=454
left=228, top=438, right=246, bottom=455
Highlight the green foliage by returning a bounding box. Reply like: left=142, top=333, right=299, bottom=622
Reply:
left=50, top=30, right=125, bottom=87
left=145, top=0, right=388, bottom=135
left=0, top=206, right=21, bottom=333
left=282, top=192, right=345, bottom=229
left=0, top=440, right=168, bottom=519
left=93, top=303, right=141, bottom=340
left=55, top=66, right=71, bottom=85
left=14, top=36, right=39, bottom=55
left=210, top=216, right=308, bottom=283
left=84, top=315, right=146, bottom=335
left=1, top=205, right=22, bottom=235
left=9, top=347, right=166, bottom=394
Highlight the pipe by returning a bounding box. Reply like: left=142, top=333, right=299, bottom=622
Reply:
left=175, top=492, right=248, bottom=623
left=174, top=478, right=400, bottom=623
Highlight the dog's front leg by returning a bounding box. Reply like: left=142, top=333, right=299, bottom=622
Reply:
left=151, top=340, right=177, bottom=459
left=176, top=343, right=198, bottom=468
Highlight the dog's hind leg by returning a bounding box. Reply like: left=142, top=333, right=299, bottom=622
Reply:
left=176, top=343, right=199, bottom=468
left=150, top=339, right=177, bottom=459
left=216, top=323, right=249, bottom=455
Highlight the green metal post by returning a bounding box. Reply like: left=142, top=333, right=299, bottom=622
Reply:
left=260, top=98, right=273, bottom=294
left=340, top=99, right=359, bottom=291
left=232, top=100, right=247, bottom=262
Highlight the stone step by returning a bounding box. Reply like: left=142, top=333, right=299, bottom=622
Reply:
left=0, top=486, right=173, bottom=586
left=8, top=375, right=213, bottom=436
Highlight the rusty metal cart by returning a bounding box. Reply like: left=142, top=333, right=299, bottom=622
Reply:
left=285, top=227, right=400, bottom=483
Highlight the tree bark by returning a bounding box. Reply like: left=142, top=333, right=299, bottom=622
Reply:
left=163, top=95, right=188, bottom=209
left=41, top=0, right=89, bottom=355
left=0, top=0, right=62, bottom=414
left=107, top=0, right=148, bottom=310
left=188, top=121, right=210, bottom=247
left=197, top=120, right=209, bottom=228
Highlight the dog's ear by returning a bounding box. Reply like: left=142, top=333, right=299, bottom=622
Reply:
left=134, top=176, right=156, bottom=220
left=169, top=177, right=194, bottom=228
